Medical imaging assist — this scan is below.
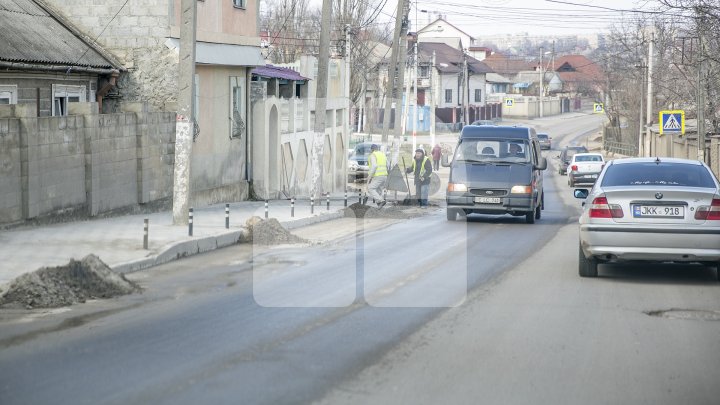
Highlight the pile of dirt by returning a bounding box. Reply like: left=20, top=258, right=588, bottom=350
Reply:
left=342, top=202, right=424, bottom=219
left=246, top=216, right=307, bottom=245
left=0, top=255, right=141, bottom=309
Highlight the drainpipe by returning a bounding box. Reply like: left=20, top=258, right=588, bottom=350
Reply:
left=96, top=70, right=120, bottom=112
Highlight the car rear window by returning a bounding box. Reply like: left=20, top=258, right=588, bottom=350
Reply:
left=575, top=155, right=603, bottom=162
left=601, top=162, right=717, bottom=188
left=538, top=134, right=548, bottom=140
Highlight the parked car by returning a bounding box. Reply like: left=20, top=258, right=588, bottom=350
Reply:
left=443, top=125, right=547, bottom=223
left=574, top=157, right=720, bottom=279
left=568, top=152, right=605, bottom=187
left=557, top=145, right=589, bottom=175
left=537, top=133, right=552, bottom=150
left=347, top=142, right=373, bottom=182
left=471, top=120, right=496, bottom=126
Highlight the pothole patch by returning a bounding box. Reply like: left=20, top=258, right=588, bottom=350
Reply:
left=646, top=309, right=720, bottom=321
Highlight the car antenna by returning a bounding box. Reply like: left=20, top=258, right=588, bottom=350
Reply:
left=654, top=157, right=661, bottom=165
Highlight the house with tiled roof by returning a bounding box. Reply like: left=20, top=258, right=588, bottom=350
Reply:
left=553, top=55, right=605, bottom=97
left=0, top=0, right=124, bottom=116
left=417, top=17, right=475, bottom=51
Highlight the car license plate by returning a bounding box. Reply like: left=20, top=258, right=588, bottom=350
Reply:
left=475, top=197, right=501, bottom=204
left=632, top=205, right=684, bottom=218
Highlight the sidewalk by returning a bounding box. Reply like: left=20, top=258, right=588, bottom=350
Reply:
left=0, top=197, right=355, bottom=289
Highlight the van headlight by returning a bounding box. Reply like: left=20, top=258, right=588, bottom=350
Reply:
left=510, top=185, right=532, bottom=194
left=448, top=183, right=468, bottom=192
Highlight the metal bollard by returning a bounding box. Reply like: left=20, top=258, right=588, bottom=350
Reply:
left=143, top=218, right=149, bottom=250
left=291, top=197, right=295, bottom=217
left=265, top=200, right=269, bottom=219
left=311, top=195, right=314, bottom=214
left=188, top=207, right=193, bottom=236
left=326, top=194, right=330, bottom=210
left=225, top=203, right=230, bottom=229
left=344, top=190, right=348, bottom=207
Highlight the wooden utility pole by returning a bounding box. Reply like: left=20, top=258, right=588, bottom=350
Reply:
left=311, top=0, right=332, bottom=198
left=697, top=15, right=706, bottom=163
left=381, top=0, right=406, bottom=144
left=172, top=0, right=197, bottom=225
left=645, top=33, right=655, bottom=157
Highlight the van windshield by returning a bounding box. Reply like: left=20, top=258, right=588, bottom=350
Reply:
left=454, top=139, right=531, bottom=163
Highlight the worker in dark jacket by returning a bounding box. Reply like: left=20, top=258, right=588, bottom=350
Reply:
left=406, top=148, right=433, bottom=207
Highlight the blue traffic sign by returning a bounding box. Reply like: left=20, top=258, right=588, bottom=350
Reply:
left=659, top=110, right=684, bottom=135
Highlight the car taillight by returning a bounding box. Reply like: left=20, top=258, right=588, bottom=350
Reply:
left=694, top=198, right=720, bottom=220
left=589, top=196, right=624, bottom=218
left=571, top=165, right=578, bottom=171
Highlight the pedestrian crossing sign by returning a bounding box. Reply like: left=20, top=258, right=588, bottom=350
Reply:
left=504, top=98, right=514, bottom=107
left=593, top=103, right=604, bottom=113
left=659, top=110, right=685, bottom=135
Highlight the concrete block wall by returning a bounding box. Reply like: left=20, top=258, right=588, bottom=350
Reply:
left=0, top=103, right=177, bottom=225
left=34, top=115, right=87, bottom=216
left=0, top=116, right=22, bottom=223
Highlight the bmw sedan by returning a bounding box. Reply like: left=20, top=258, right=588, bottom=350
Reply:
left=574, top=157, right=720, bottom=279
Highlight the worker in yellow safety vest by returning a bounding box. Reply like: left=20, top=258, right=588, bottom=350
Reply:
left=406, top=148, right=433, bottom=207
left=367, top=144, right=388, bottom=207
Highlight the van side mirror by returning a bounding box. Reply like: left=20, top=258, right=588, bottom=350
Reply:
left=441, top=154, right=451, bottom=167
left=535, top=157, right=547, bottom=170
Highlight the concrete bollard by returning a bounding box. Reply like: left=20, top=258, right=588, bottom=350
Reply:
left=326, top=194, right=330, bottom=210
left=265, top=200, right=269, bottom=219
left=189, top=207, right=194, bottom=236
left=311, top=195, right=314, bottom=214
left=358, top=190, right=362, bottom=204
left=143, top=218, right=149, bottom=250
left=291, top=197, right=295, bottom=217
left=344, top=190, right=348, bottom=207
left=225, top=203, right=230, bottom=229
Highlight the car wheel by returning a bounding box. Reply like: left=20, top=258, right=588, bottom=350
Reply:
left=446, top=208, right=458, bottom=221
left=569, top=178, right=575, bottom=187
left=578, top=244, right=598, bottom=277
left=525, top=210, right=536, bottom=224
left=534, top=204, right=541, bottom=219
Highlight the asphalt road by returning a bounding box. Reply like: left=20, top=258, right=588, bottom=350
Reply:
left=1, top=114, right=718, bottom=405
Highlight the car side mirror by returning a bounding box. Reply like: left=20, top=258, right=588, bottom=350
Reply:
left=535, top=157, right=547, bottom=170
left=441, top=154, right=451, bottom=167
left=574, top=189, right=589, bottom=199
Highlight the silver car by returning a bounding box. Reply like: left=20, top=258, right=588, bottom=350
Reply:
left=574, top=157, right=720, bottom=279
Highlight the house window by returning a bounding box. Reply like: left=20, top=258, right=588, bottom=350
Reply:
left=0, top=85, right=18, bottom=105
left=230, top=76, right=246, bottom=139
left=474, top=89, right=482, bottom=102
left=232, top=0, right=246, bottom=8
left=445, top=89, right=452, bottom=103
left=419, top=66, right=430, bottom=78
left=52, top=85, right=86, bottom=116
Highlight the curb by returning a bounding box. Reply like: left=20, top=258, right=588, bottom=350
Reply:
left=111, top=210, right=346, bottom=275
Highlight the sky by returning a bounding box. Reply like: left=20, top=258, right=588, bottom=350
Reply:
left=303, top=0, right=668, bottom=39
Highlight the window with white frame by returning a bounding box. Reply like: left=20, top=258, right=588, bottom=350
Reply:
left=52, top=84, right=86, bottom=116
left=229, top=76, right=246, bottom=139
left=0, top=85, right=18, bottom=105
left=445, top=89, right=452, bottom=103
left=474, top=89, right=482, bottom=102
left=232, top=0, right=246, bottom=8
left=419, top=66, right=430, bottom=78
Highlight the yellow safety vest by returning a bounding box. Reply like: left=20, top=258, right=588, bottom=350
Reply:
left=372, top=151, right=388, bottom=177
left=412, top=156, right=430, bottom=178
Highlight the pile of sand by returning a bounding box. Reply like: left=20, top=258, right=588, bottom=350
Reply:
left=0, top=254, right=141, bottom=309
left=245, top=216, right=307, bottom=245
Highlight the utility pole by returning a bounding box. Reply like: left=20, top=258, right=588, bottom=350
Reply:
left=172, top=0, right=197, bottom=225
left=645, top=33, right=655, bottom=157
left=462, top=52, right=468, bottom=126
left=430, top=50, right=436, bottom=147
left=412, top=39, right=418, bottom=152
left=539, top=47, right=544, bottom=118
left=696, top=19, right=706, bottom=163
left=381, top=0, right=407, bottom=144
left=311, top=0, right=332, bottom=198
left=394, top=1, right=411, bottom=139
